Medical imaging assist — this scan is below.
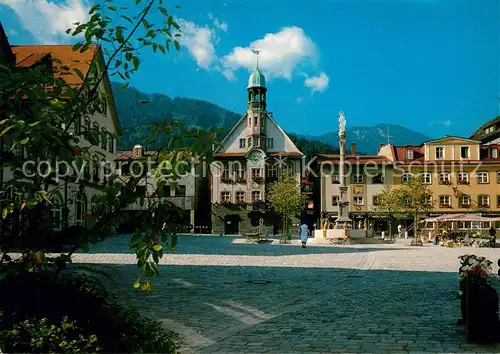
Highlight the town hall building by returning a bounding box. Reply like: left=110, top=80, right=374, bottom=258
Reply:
left=210, top=66, right=304, bottom=235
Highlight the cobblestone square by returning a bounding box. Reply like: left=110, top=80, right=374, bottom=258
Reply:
left=73, top=236, right=500, bottom=353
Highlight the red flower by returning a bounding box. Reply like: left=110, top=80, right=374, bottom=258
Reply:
left=151, top=237, right=158, bottom=243
left=73, top=149, right=81, bottom=156
left=472, top=264, right=480, bottom=272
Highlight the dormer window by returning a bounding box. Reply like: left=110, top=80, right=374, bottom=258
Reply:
left=491, top=148, right=498, bottom=159
left=460, top=146, right=470, bottom=159
left=435, top=147, right=444, bottom=160
left=406, top=150, right=414, bottom=160
left=485, top=126, right=495, bottom=135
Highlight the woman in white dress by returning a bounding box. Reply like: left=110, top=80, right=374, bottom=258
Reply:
left=299, top=223, right=309, bottom=248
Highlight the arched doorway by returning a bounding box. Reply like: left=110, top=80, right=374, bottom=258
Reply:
left=50, top=193, right=63, bottom=230
left=224, top=214, right=240, bottom=235
left=75, top=192, right=87, bottom=228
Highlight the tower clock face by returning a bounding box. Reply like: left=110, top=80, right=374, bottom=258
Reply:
left=248, top=150, right=266, bottom=166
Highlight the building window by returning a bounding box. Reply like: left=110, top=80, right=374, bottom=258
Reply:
left=254, top=115, right=258, bottom=126
left=460, top=146, right=470, bottom=159
left=497, top=171, right=500, bottom=184
left=373, top=195, right=380, bottom=206
left=253, top=137, right=259, bottom=147
left=101, top=128, right=107, bottom=149
left=478, top=195, right=490, bottom=208
left=401, top=173, right=413, bottom=184
left=439, top=195, right=451, bottom=208
left=492, top=149, right=498, bottom=159
left=221, top=191, right=230, bottom=203
left=435, top=147, right=444, bottom=159
left=372, top=173, right=383, bottom=184
left=497, top=195, right=500, bottom=208
left=331, top=173, right=340, bottom=184
left=135, top=185, right=146, bottom=197
left=108, top=134, right=114, bottom=153
left=458, top=194, right=470, bottom=208
left=50, top=194, right=62, bottom=231
left=353, top=196, right=364, bottom=206
left=175, top=185, right=186, bottom=196
left=406, top=150, right=414, bottom=160
left=222, top=163, right=230, bottom=179
left=92, top=122, right=100, bottom=145
left=420, top=172, right=431, bottom=184
left=439, top=172, right=451, bottom=184
left=75, top=193, right=87, bottom=228
left=423, top=195, right=432, bottom=205
left=332, top=195, right=339, bottom=206
left=457, top=172, right=469, bottom=184
left=251, top=190, right=261, bottom=202
left=485, top=126, right=495, bottom=134
left=477, top=171, right=489, bottom=184
left=282, top=162, right=294, bottom=175
left=353, top=174, right=363, bottom=184
left=267, top=162, right=278, bottom=178
left=236, top=191, right=245, bottom=203
left=267, top=138, right=274, bottom=148
left=239, top=138, right=246, bottom=148
left=247, top=137, right=252, bottom=148
left=252, top=168, right=262, bottom=179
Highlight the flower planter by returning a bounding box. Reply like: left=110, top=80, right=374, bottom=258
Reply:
left=458, top=255, right=500, bottom=343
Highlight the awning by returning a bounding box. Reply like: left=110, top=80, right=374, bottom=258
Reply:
left=422, top=214, right=500, bottom=223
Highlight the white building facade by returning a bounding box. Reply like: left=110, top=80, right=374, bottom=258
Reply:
left=211, top=68, right=304, bottom=235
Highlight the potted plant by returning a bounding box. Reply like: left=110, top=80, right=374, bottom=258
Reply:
left=458, top=179, right=470, bottom=185
left=235, top=176, right=246, bottom=184
left=252, top=176, right=264, bottom=183
left=457, top=254, right=500, bottom=342
left=221, top=176, right=232, bottom=184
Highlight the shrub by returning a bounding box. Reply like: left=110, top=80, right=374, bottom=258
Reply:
left=0, top=316, right=100, bottom=353
left=0, top=270, right=180, bottom=353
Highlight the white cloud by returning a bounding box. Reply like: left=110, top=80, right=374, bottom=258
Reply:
left=296, top=97, right=304, bottom=104
left=208, top=13, right=228, bottom=32
left=221, top=26, right=318, bottom=80
left=0, top=0, right=89, bottom=44
left=428, top=120, right=452, bottom=127
left=177, top=18, right=219, bottom=69
left=304, top=72, right=329, bottom=93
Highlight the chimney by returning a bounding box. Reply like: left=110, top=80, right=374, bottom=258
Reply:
left=351, top=143, right=357, bottom=155
left=142, top=146, right=147, bottom=155
left=132, top=144, right=142, bottom=158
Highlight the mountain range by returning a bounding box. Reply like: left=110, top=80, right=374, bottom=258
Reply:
left=111, top=83, right=432, bottom=156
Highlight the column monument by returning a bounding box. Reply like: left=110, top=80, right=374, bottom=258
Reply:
left=335, top=111, right=352, bottom=234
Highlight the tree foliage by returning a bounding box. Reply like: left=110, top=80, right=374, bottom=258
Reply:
left=398, top=175, right=434, bottom=244
left=0, top=0, right=217, bottom=289
left=267, top=172, right=307, bottom=241
left=373, top=185, right=403, bottom=237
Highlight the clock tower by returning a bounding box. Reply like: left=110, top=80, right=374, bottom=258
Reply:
left=246, top=66, right=267, bottom=153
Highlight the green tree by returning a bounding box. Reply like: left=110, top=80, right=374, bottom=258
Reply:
left=267, top=172, right=307, bottom=243
left=373, top=185, right=404, bottom=239
left=398, top=175, right=434, bottom=246
left=0, top=0, right=217, bottom=289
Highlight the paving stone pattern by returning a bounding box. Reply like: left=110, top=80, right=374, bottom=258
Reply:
left=73, top=236, right=500, bottom=353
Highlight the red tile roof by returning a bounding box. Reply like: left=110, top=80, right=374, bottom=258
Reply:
left=318, top=154, right=390, bottom=164
left=12, top=45, right=98, bottom=87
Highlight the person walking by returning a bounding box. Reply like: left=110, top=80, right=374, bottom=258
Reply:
left=299, top=222, right=309, bottom=248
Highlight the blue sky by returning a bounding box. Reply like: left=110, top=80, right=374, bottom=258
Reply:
left=1, top=0, right=499, bottom=138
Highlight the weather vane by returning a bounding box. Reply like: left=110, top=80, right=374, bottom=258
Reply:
left=251, top=49, right=261, bottom=69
